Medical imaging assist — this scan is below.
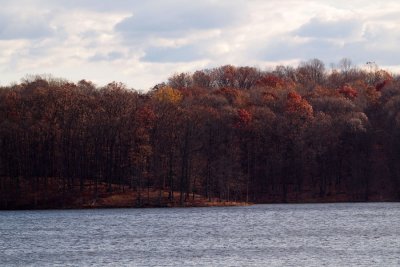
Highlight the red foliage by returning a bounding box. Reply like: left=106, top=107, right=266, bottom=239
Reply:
left=257, top=74, right=285, bottom=88
left=375, top=80, right=389, bottom=91
left=262, top=92, right=278, bottom=102
left=215, top=87, right=239, bottom=97
left=287, top=91, right=302, bottom=101
left=338, top=84, right=358, bottom=99
left=375, top=70, right=393, bottom=91
left=285, top=92, right=313, bottom=118
left=234, top=109, right=252, bottom=129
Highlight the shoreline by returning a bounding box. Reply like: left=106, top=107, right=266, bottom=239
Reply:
left=1, top=181, right=398, bottom=211
left=0, top=201, right=252, bottom=211
left=3, top=199, right=400, bottom=211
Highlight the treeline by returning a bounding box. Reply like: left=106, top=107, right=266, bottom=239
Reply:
left=1, top=59, right=400, bottom=208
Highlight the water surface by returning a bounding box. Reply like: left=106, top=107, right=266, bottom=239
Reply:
left=1, top=203, right=399, bottom=266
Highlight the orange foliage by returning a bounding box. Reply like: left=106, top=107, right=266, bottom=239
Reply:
left=153, top=86, right=183, bottom=104
left=305, top=86, right=338, bottom=99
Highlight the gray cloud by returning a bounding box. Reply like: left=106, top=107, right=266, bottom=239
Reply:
left=362, top=24, right=400, bottom=43
left=343, top=42, right=400, bottom=66
left=0, top=0, right=135, bottom=13
left=0, top=13, right=54, bottom=40
left=261, top=38, right=341, bottom=62
left=115, top=1, right=242, bottom=39
left=260, top=36, right=400, bottom=67
left=295, top=17, right=363, bottom=39
left=257, top=15, right=400, bottom=67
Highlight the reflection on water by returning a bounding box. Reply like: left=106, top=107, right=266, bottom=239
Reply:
left=1, top=203, right=400, bottom=266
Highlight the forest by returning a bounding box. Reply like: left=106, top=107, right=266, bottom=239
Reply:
left=1, top=58, right=400, bottom=209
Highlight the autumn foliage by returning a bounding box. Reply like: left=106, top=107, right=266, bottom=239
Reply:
left=1, top=59, right=400, bottom=209
left=338, top=84, right=358, bottom=99
left=256, top=74, right=286, bottom=88
left=285, top=91, right=313, bottom=118
left=234, top=109, right=252, bottom=129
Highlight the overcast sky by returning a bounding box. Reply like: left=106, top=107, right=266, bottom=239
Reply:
left=1, top=0, right=399, bottom=89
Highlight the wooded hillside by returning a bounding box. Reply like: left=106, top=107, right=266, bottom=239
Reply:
left=1, top=59, right=400, bottom=209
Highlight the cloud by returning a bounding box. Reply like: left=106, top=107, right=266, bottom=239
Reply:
left=0, top=12, right=54, bottom=40
left=1, top=0, right=400, bottom=89
left=295, top=17, right=363, bottom=39
left=89, top=51, right=125, bottom=62
left=261, top=38, right=343, bottom=62
left=115, top=1, right=243, bottom=39
left=362, top=23, right=400, bottom=43
left=260, top=34, right=400, bottom=67
left=142, top=44, right=204, bottom=63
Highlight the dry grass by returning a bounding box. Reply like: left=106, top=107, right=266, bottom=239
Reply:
left=80, top=189, right=250, bottom=209
left=0, top=177, right=249, bottom=209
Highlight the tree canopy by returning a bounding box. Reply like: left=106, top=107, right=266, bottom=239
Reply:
left=1, top=59, right=400, bottom=208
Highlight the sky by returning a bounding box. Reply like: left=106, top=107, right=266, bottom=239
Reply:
left=1, top=0, right=400, bottom=90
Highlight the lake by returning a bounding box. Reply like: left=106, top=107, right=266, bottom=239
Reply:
left=1, top=203, right=399, bottom=266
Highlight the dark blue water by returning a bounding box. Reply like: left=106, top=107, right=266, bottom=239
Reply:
left=1, top=203, right=400, bottom=266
